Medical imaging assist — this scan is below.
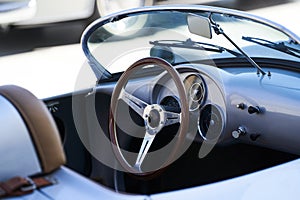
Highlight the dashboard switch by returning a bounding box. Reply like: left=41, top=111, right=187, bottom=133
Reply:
left=232, top=126, right=246, bottom=139
left=236, top=103, right=245, bottom=110
left=248, top=106, right=260, bottom=114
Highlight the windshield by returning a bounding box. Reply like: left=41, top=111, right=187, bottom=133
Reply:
left=87, top=11, right=300, bottom=74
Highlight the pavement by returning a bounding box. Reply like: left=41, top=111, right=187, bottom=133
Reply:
left=0, top=0, right=299, bottom=99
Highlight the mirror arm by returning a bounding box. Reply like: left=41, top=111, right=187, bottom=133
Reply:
left=209, top=13, right=266, bottom=76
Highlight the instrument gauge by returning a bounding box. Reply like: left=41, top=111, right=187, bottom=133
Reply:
left=184, top=74, right=206, bottom=111
left=198, top=104, right=224, bottom=141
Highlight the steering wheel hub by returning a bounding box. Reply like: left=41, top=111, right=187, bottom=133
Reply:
left=143, top=104, right=165, bottom=135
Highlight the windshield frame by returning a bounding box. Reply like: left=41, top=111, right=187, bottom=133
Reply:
left=81, top=5, right=300, bottom=80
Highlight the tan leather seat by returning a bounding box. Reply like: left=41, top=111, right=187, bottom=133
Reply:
left=0, top=85, right=65, bottom=179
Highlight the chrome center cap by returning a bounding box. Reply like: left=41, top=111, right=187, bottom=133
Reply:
left=143, top=104, right=165, bottom=135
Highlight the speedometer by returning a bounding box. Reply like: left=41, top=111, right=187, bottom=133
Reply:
left=183, top=74, right=206, bottom=111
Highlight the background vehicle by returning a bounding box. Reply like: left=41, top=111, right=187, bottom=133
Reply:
left=0, top=0, right=154, bottom=28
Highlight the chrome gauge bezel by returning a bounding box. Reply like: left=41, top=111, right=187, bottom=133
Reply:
left=183, top=74, right=207, bottom=112
left=198, top=103, right=225, bottom=141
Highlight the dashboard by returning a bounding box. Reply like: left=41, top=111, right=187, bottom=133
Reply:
left=43, top=61, right=300, bottom=185
left=117, top=63, right=300, bottom=156
left=150, top=69, right=226, bottom=143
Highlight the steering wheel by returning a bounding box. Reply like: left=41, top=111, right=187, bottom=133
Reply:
left=109, top=57, right=189, bottom=176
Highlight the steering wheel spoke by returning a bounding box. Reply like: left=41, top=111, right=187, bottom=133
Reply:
left=164, top=111, right=181, bottom=126
left=120, top=88, right=148, bottom=117
left=134, top=131, right=156, bottom=172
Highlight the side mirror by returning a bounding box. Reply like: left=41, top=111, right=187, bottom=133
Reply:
left=187, top=14, right=212, bottom=39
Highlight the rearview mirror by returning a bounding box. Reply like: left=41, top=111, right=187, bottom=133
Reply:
left=187, top=14, right=212, bottom=39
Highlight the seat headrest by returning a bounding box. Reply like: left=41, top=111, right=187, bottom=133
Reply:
left=0, top=85, right=65, bottom=179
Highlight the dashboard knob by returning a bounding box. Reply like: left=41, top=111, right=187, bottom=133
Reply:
left=236, top=103, right=245, bottom=110
left=248, top=106, right=260, bottom=114
left=232, top=126, right=246, bottom=139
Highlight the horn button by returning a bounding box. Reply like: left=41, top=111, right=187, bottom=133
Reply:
left=143, top=104, right=165, bottom=135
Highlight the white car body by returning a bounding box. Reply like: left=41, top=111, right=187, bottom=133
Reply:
left=1, top=2, right=300, bottom=200
left=4, top=153, right=300, bottom=199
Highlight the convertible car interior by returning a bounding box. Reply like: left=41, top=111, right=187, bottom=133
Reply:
left=1, top=5, right=300, bottom=200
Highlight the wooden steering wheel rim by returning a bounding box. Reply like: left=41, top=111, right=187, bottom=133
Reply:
left=109, top=57, right=189, bottom=176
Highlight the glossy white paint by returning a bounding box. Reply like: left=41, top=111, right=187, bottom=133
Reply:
left=41, top=167, right=146, bottom=200
left=6, top=191, right=49, bottom=200
left=151, top=158, right=300, bottom=200
left=4, top=166, right=146, bottom=199
left=0, top=95, right=41, bottom=180
left=7, top=158, right=300, bottom=199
